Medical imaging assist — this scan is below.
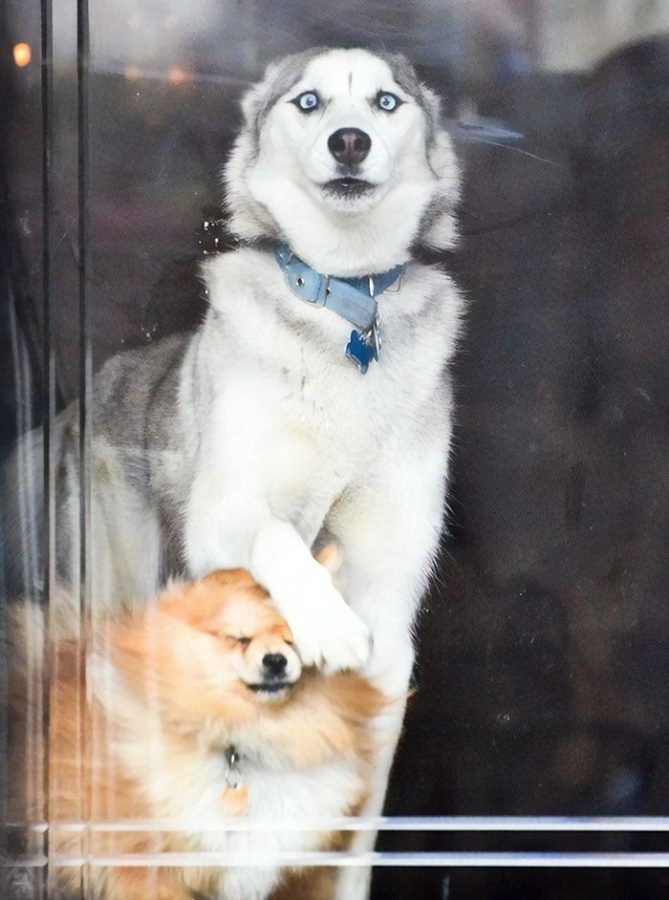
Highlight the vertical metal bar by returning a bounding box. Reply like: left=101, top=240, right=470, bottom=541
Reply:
left=77, top=0, right=90, bottom=623
left=77, top=0, right=91, bottom=893
left=40, top=0, right=52, bottom=894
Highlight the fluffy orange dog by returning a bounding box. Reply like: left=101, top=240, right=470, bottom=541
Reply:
left=8, top=554, right=382, bottom=899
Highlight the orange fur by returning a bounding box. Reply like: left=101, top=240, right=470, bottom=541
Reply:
left=8, top=569, right=383, bottom=899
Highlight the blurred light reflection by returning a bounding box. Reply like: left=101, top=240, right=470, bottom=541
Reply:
left=13, top=42, right=32, bottom=67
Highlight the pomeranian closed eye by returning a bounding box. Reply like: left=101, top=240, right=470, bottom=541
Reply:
left=7, top=551, right=383, bottom=900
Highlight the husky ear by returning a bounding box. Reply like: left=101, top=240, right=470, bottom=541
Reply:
left=419, top=85, right=461, bottom=252
left=240, top=85, right=262, bottom=128
left=421, top=129, right=461, bottom=251
left=223, top=114, right=280, bottom=242
left=238, top=58, right=282, bottom=130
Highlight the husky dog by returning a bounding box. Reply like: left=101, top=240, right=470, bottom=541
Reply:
left=7, top=48, right=463, bottom=898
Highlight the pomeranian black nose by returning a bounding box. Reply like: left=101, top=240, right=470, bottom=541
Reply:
left=262, top=653, right=288, bottom=678
left=328, top=128, right=371, bottom=167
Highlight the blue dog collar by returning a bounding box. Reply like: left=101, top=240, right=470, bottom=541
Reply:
left=274, top=243, right=404, bottom=372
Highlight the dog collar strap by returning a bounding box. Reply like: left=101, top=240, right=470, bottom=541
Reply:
left=274, top=244, right=404, bottom=332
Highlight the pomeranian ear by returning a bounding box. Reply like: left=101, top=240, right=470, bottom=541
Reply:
left=314, top=543, right=341, bottom=575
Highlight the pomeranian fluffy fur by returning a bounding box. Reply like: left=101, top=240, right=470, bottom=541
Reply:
left=7, top=555, right=383, bottom=900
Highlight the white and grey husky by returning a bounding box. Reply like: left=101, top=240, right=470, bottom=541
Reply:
left=7, top=47, right=464, bottom=898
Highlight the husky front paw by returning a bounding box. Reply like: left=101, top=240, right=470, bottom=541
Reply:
left=283, top=581, right=371, bottom=672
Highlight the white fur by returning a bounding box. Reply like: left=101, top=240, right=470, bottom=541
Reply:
left=184, top=250, right=460, bottom=671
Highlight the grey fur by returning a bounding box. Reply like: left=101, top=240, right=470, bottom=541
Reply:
left=375, top=50, right=442, bottom=142
left=245, top=47, right=440, bottom=147
left=245, top=47, right=329, bottom=144
left=3, top=334, right=191, bottom=603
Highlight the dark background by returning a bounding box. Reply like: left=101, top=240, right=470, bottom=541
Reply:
left=1, top=1, right=668, bottom=897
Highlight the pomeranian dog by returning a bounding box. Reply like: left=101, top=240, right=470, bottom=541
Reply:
left=7, top=549, right=383, bottom=899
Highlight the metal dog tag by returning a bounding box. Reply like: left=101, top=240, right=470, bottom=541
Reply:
left=222, top=746, right=249, bottom=815
left=225, top=747, right=241, bottom=790
left=346, top=327, right=378, bottom=374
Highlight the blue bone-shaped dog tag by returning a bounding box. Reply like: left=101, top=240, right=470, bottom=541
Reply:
left=346, top=329, right=377, bottom=374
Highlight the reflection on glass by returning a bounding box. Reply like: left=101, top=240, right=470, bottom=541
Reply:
left=2, top=2, right=667, bottom=898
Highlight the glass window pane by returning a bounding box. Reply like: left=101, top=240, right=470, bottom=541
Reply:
left=2, top=1, right=667, bottom=896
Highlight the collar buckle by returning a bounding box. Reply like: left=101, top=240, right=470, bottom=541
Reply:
left=311, top=273, right=330, bottom=308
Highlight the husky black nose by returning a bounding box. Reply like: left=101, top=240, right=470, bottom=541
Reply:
left=262, top=653, right=287, bottom=677
left=328, top=128, right=371, bottom=167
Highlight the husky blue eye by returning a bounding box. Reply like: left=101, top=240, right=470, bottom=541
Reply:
left=377, top=92, right=401, bottom=112
left=294, top=91, right=319, bottom=112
